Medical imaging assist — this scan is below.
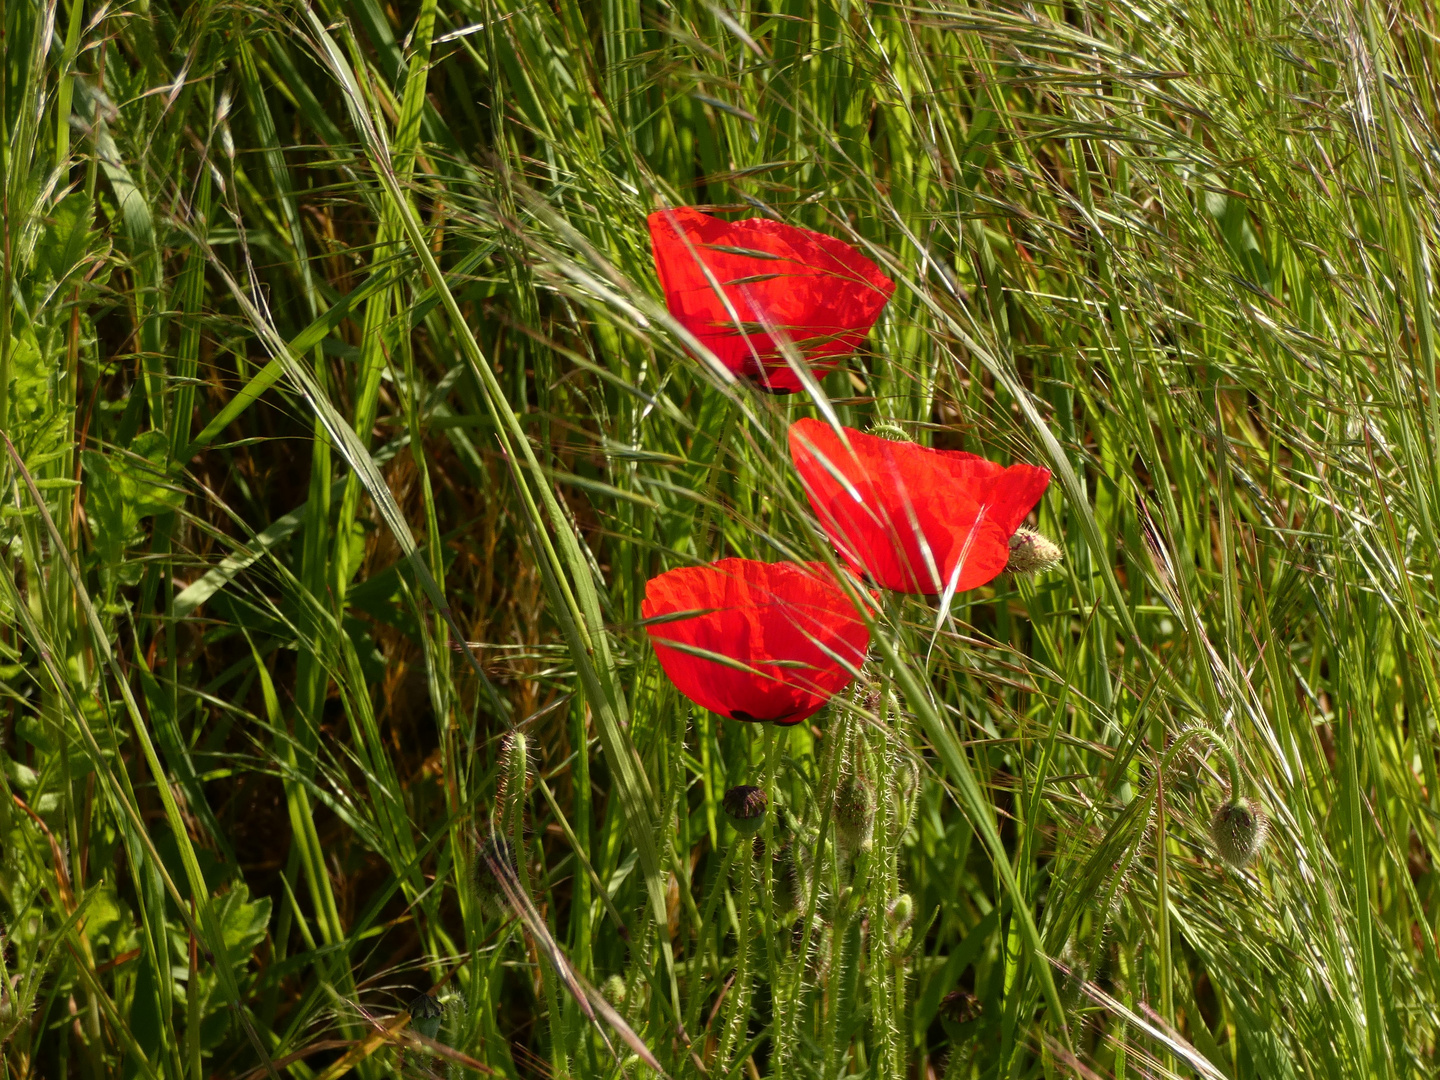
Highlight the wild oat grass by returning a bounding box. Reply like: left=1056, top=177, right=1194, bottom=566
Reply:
left=3, top=0, right=1440, bottom=1076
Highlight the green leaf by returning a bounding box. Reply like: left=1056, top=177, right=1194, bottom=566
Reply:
left=83, top=430, right=186, bottom=568
left=36, top=193, right=100, bottom=287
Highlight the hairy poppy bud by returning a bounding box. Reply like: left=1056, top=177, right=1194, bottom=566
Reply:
left=886, top=893, right=913, bottom=929
left=1005, top=527, right=1063, bottom=574
left=409, top=993, right=445, bottom=1040
left=723, top=785, right=768, bottom=835
left=498, top=732, right=530, bottom=844
left=1210, top=797, right=1267, bottom=868
left=498, top=732, right=530, bottom=802
left=600, top=974, right=628, bottom=1007
left=868, top=419, right=910, bottom=442
left=769, top=831, right=810, bottom=920
left=886, top=893, right=914, bottom=949
left=834, top=772, right=875, bottom=861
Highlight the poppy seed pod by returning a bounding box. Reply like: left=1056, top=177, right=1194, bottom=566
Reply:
left=941, top=988, right=981, bottom=1026
left=833, top=772, right=875, bottom=860
left=1005, top=526, right=1064, bottom=575
left=723, top=784, right=768, bottom=835
left=789, top=419, right=1051, bottom=595
left=648, top=208, right=895, bottom=394
left=1210, top=797, right=1268, bottom=868
left=642, top=559, right=870, bottom=725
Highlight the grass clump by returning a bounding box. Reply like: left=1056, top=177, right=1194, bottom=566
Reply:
left=3, top=0, right=1440, bottom=1075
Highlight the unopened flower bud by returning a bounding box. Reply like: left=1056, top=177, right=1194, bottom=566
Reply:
left=409, top=993, right=445, bottom=1040
left=723, top=785, right=768, bottom=836
left=868, top=419, right=910, bottom=442
left=497, top=732, right=530, bottom=840
left=498, top=732, right=530, bottom=803
left=1005, top=527, right=1063, bottom=574
left=1210, top=797, right=1267, bottom=868
left=886, top=893, right=913, bottom=930
left=833, top=773, right=874, bottom=861
left=600, top=974, right=628, bottom=1006
left=886, top=893, right=914, bottom=949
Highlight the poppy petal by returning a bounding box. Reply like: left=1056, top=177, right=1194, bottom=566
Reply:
left=642, top=558, right=870, bottom=724
left=789, top=419, right=1051, bottom=595
left=649, top=208, right=895, bottom=393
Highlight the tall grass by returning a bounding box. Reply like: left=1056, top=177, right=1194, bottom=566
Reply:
left=3, top=0, right=1440, bottom=1075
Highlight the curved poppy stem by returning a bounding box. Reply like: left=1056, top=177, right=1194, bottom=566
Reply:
left=511, top=777, right=570, bottom=1080
left=777, top=703, right=851, bottom=1080
left=690, top=833, right=742, bottom=1046
left=758, top=725, right=785, bottom=1003
left=1159, top=724, right=1243, bottom=796
left=717, top=832, right=754, bottom=1072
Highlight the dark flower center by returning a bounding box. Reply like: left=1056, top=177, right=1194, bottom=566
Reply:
left=731, top=708, right=800, bottom=724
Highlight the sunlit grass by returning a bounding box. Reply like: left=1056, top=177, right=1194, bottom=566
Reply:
left=3, top=0, right=1440, bottom=1076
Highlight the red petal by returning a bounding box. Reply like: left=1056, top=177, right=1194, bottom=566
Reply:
left=648, top=208, right=895, bottom=393
left=789, top=419, right=1051, bottom=595
left=641, top=558, right=870, bottom=724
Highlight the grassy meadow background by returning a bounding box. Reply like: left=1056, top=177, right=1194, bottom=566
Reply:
left=4, top=0, right=1440, bottom=1075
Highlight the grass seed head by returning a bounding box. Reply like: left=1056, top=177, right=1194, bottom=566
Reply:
left=722, top=784, right=768, bottom=835
left=1005, top=527, right=1064, bottom=575
left=1210, top=796, right=1268, bottom=869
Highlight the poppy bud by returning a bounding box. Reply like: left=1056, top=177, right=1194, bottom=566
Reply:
left=600, top=974, right=628, bottom=1007
left=723, top=784, right=768, bottom=835
left=886, top=893, right=913, bottom=929
left=886, top=893, right=914, bottom=949
left=498, top=732, right=530, bottom=803
left=498, top=732, right=530, bottom=843
left=868, top=419, right=910, bottom=442
left=833, top=772, right=875, bottom=861
left=769, top=831, right=809, bottom=920
left=1005, top=527, right=1063, bottom=575
left=1210, top=796, right=1267, bottom=868
left=409, top=993, right=445, bottom=1041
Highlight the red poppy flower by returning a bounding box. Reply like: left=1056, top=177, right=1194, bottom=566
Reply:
left=788, top=418, right=1051, bottom=595
left=648, top=207, right=895, bottom=394
left=641, top=558, right=870, bottom=725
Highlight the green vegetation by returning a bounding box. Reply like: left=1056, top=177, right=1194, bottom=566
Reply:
left=3, top=0, right=1440, bottom=1075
